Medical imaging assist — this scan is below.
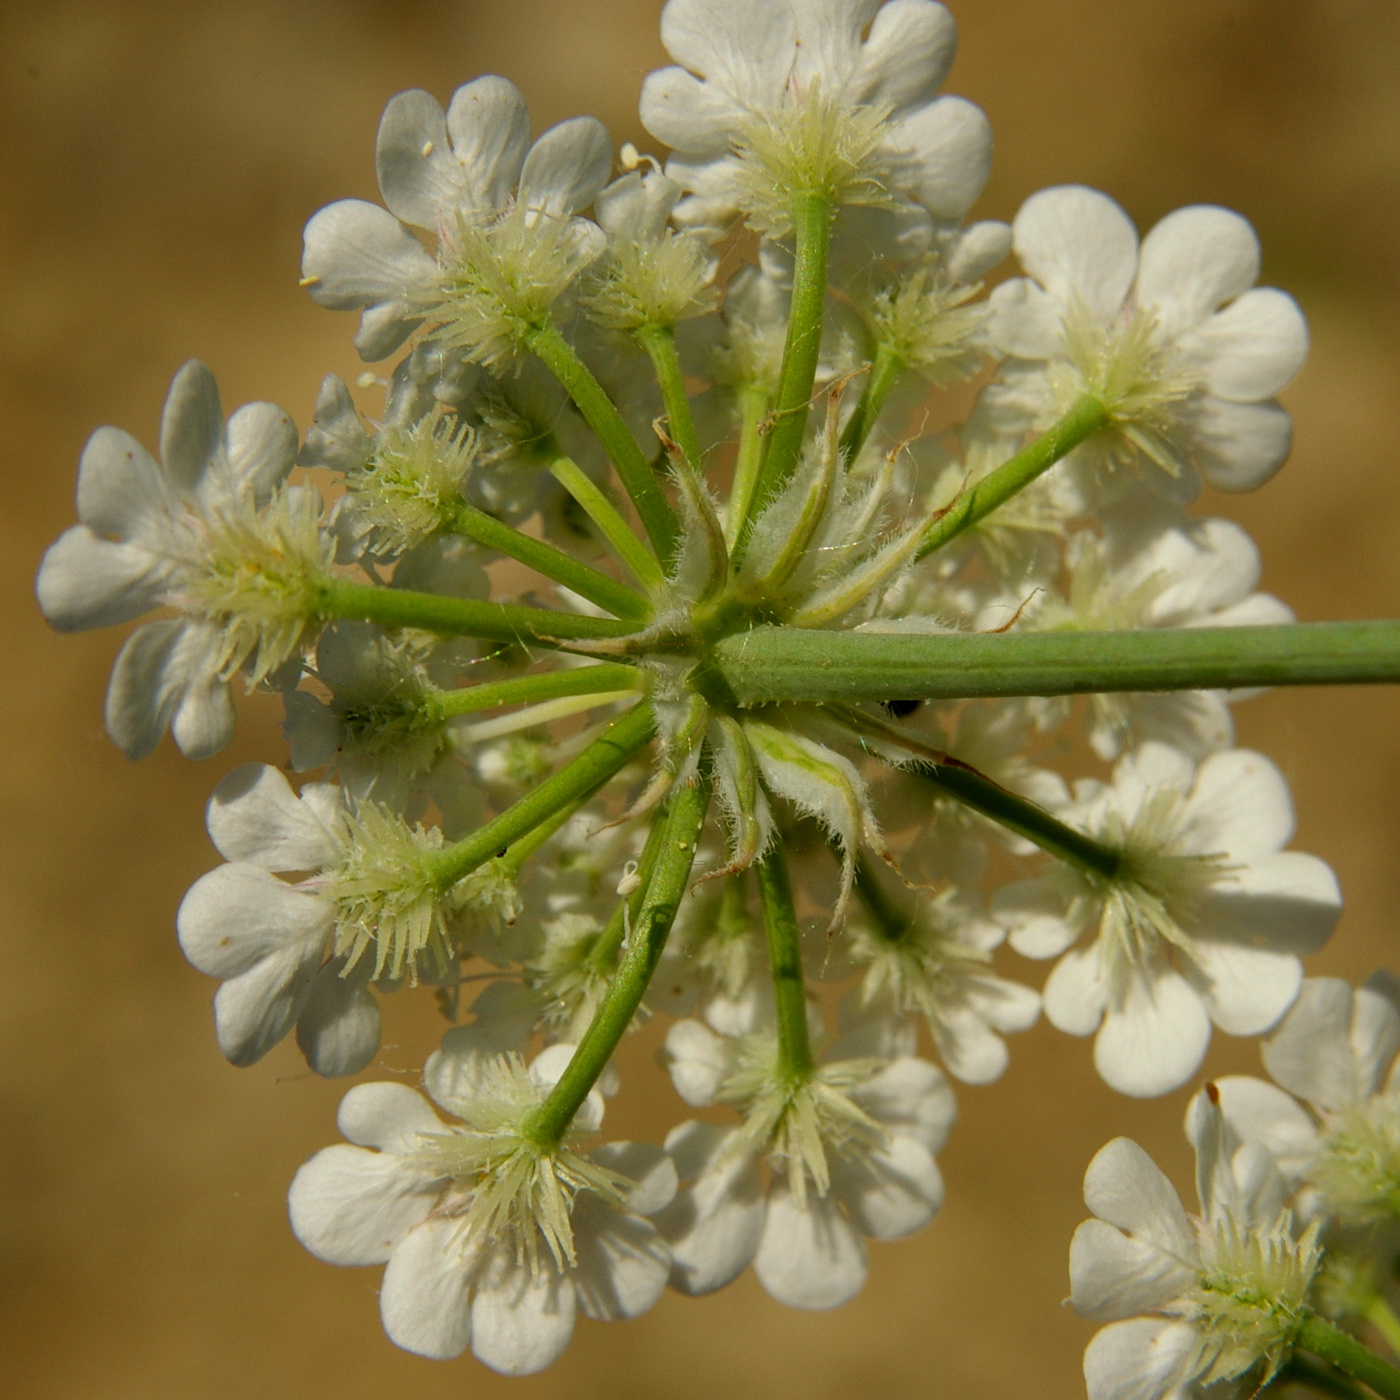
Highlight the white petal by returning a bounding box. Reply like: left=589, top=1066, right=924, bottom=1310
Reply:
left=223, top=401, right=298, bottom=504
left=424, top=982, right=541, bottom=1110
left=518, top=118, right=612, bottom=220
left=1043, top=944, right=1108, bottom=1037
left=1082, top=1137, right=1195, bottom=1259
left=170, top=666, right=237, bottom=762
left=1196, top=851, right=1342, bottom=957
left=35, top=527, right=165, bottom=632
left=994, top=874, right=1084, bottom=959
left=1262, top=977, right=1363, bottom=1110
left=665, top=1018, right=730, bottom=1106
left=380, top=1219, right=474, bottom=1360
left=1355, top=973, right=1400, bottom=1097
left=212, top=940, right=323, bottom=1066
left=931, top=1006, right=1010, bottom=1085
left=1134, top=205, right=1260, bottom=334
left=444, top=76, right=532, bottom=211
left=177, top=862, right=330, bottom=978
left=659, top=0, right=796, bottom=105
left=296, top=964, right=381, bottom=1076
left=655, top=1121, right=765, bottom=1295
left=1180, top=748, right=1292, bottom=860
left=103, top=618, right=184, bottom=759
left=570, top=1197, right=671, bottom=1321
left=1210, top=1075, right=1318, bottom=1165
left=1012, top=186, right=1138, bottom=323
left=288, top=1143, right=439, bottom=1266
left=206, top=762, right=340, bottom=870
left=847, top=1056, right=957, bottom=1155
left=591, top=1141, right=678, bottom=1216
left=947, top=219, right=1013, bottom=283
left=374, top=88, right=452, bottom=228
left=1189, top=287, right=1308, bottom=401
left=856, top=0, right=958, bottom=112
left=1083, top=1318, right=1196, bottom=1400
left=753, top=1182, right=868, bottom=1310
left=882, top=95, right=992, bottom=221
left=469, top=1254, right=576, bottom=1375
left=75, top=425, right=171, bottom=535
left=830, top=1134, right=943, bottom=1240
left=985, top=278, right=1064, bottom=360
left=639, top=66, right=741, bottom=154
left=1094, top=972, right=1210, bottom=1098
left=338, top=1081, right=443, bottom=1152
left=159, top=360, right=224, bottom=499
left=1069, top=1219, right=1192, bottom=1322
left=1187, top=940, right=1300, bottom=1037
left=1191, top=396, right=1293, bottom=492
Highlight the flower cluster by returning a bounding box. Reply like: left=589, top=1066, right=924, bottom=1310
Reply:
left=39, top=0, right=1400, bottom=1391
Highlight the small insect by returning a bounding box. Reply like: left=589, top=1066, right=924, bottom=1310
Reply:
left=882, top=699, right=921, bottom=719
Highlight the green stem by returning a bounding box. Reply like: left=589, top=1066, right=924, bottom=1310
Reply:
left=837, top=704, right=1121, bottom=880
left=917, top=393, right=1110, bottom=559
left=428, top=664, right=643, bottom=722
left=638, top=324, right=703, bottom=470
left=1298, top=1312, right=1400, bottom=1400
left=712, top=622, right=1400, bottom=705
left=1272, top=1355, right=1374, bottom=1400
left=526, top=321, right=678, bottom=561
left=583, top=809, right=673, bottom=974
left=839, top=342, right=905, bottom=462
left=527, top=772, right=711, bottom=1146
left=726, top=385, right=770, bottom=552
left=853, top=856, right=913, bottom=943
left=442, top=500, right=649, bottom=621
left=549, top=455, right=667, bottom=594
left=738, top=192, right=832, bottom=553
left=1367, top=1298, right=1400, bottom=1359
left=756, top=844, right=814, bottom=1081
left=426, top=702, right=655, bottom=889
left=321, top=577, right=636, bottom=648
left=499, top=787, right=589, bottom=875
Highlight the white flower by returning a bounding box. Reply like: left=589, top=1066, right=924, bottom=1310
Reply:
left=656, top=1018, right=955, bottom=1306
left=287, top=1050, right=676, bottom=1374
left=1210, top=975, right=1400, bottom=1230
left=302, top=77, right=612, bottom=363
left=36, top=359, right=321, bottom=759
left=983, top=186, right=1309, bottom=500
left=1070, top=1098, right=1320, bottom=1400
left=177, top=763, right=517, bottom=1074
left=994, top=744, right=1341, bottom=1097
left=641, top=0, right=992, bottom=235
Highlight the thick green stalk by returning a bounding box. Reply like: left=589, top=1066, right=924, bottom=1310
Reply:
left=582, top=809, right=673, bottom=974
left=1298, top=1312, right=1400, bottom=1400
left=442, top=500, right=649, bottom=620
left=320, top=577, right=636, bottom=648
left=756, top=845, right=814, bottom=1081
left=527, top=773, right=711, bottom=1146
left=428, top=664, right=643, bottom=722
left=838, top=705, right=1121, bottom=880
left=839, top=342, right=905, bottom=462
left=549, top=455, right=667, bottom=594
left=637, top=324, right=703, bottom=470
left=425, top=702, right=655, bottom=888
left=738, top=192, right=832, bottom=552
left=1271, top=1355, right=1374, bottom=1400
left=713, top=622, right=1400, bottom=705
left=1367, top=1298, right=1400, bottom=1359
left=726, top=385, right=770, bottom=552
left=526, top=321, right=678, bottom=560
left=853, top=856, right=912, bottom=943
left=917, top=393, right=1110, bottom=559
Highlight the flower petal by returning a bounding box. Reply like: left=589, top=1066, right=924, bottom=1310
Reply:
left=296, top=963, right=381, bottom=1076
left=75, top=425, right=171, bottom=536
left=212, top=939, right=323, bottom=1067
left=1069, top=1218, right=1193, bottom=1322
left=1262, top=977, right=1364, bottom=1110
left=1189, top=287, right=1308, bottom=402
left=380, top=1218, right=474, bottom=1360
left=1196, top=851, right=1342, bottom=957
left=469, top=1253, right=576, bottom=1375
left=444, top=76, right=532, bottom=212
left=206, top=762, right=340, bottom=869
left=1134, top=205, right=1260, bottom=334
left=222, top=401, right=298, bottom=505
left=570, top=1197, right=671, bottom=1321
left=848, top=1056, right=957, bottom=1154
left=1082, top=1137, right=1195, bottom=1258
left=35, top=527, right=165, bottom=632
left=640, top=65, right=741, bottom=154
left=1191, top=396, right=1293, bottom=492
left=338, top=1081, right=443, bottom=1152
left=856, top=0, right=958, bottom=112
left=1043, top=943, right=1108, bottom=1037
left=1083, top=1317, right=1196, bottom=1400
left=288, top=1142, right=439, bottom=1266
left=159, top=360, right=225, bottom=499
left=830, top=1133, right=943, bottom=1240
left=882, top=95, right=992, bottom=221
left=177, top=861, right=330, bottom=978
left=658, top=0, right=796, bottom=106
left=518, top=118, right=612, bottom=220
left=665, top=1018, right=731, bottom=1106
left=1186, top=940, right=1300, bottom=1037
left=1093, top=971, right=1210, bottom=1098
left=1011, top=186, right=1138, bottom=323
left=1180, top=748, right=1292, bottom=860
left=753, top=1181, right=868, bottom=1310
left=591, top=1141, right=678, bottom=1217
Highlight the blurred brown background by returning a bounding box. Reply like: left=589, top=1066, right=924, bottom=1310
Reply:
left=4, top=1, right=1400, bottom=1396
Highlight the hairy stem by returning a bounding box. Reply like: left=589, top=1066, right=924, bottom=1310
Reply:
left=757, top=844, right=815, bottom=1081
left=527, top=772, right=711, bottom=1146
left=429, top=663, right=643, bottom=722
left=1297, top=1312, right=1400, bottom=1400
left=527, top=321, right=678, bottom=560
left=442, top=499, right=649, bottom=620
left=1367, top=1297, right=1400, bottom=1359
left=726, top=385, right=770, bottom=553
left=839, top=342, right=905, bottom=462
left=737, top=192, right=832, bottom=554
left=638, top=323, right=703, bottom=470
left=426, top=702, right=655, bottom=888
left=917, top=394, right=1110, bottom=559
left=549, top=455, right=667, bottom=594
left=713, top=622, right=1400, bottom=705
